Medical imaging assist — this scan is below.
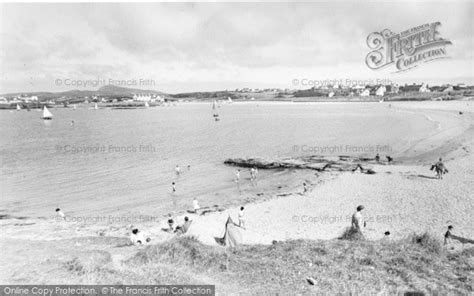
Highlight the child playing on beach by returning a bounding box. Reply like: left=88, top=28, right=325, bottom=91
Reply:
left=167, top=215, right=175, bottom=232
left=130, top=228, right=151, bottom=245
left=175, top=165, right=181, bottom=176
left=175, top=216, right=192, bottom=234
left=235, top=169, right=241, bottom=182
left=193, top=198, right=200, bottom=213
left=238, top=207, right=245, bottom=229
left=351, top=205, right=366, bottom=235
left=55, top=208, right=65, bottom=219
left=444, top=225, right=453, bottom=245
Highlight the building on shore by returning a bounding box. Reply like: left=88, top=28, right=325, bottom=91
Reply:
left=375, top=86, right=386, bottom=96
left=419, top=83, right=431, bottom=93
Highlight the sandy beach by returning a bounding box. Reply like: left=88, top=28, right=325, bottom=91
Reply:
left=1, top=101, right=473, bottom=262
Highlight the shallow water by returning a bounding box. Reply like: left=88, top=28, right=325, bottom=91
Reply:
left=0, top=102, right=438, bottom=219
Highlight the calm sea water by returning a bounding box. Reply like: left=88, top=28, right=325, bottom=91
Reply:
left=0, top=102, right=435, bottom=219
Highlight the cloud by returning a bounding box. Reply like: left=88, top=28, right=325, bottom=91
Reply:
left=0, top=2, right=472, bottom=93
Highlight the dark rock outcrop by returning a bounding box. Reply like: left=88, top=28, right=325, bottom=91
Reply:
left=224, top=155, right=377, bottom=174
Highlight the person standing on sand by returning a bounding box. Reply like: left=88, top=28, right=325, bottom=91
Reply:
left=351, top=205, right=366, bottom=234
left=55, top=208, right=65, bottom=220
left=303, top=183, right=308, bottom=194
left=175, top=165, right=181, bottom=177
left=375, top=153, right=380, bottom=162
left=167, top=214, right=174, bottom=232
left=444, top=225, right=453, bottom=245
left=235, top=169, right=241, bottom=183
left=193, top=198, right=200, bottom=213
left=175, top=216, right=192, bottom=234
left=434, top=157, right=448, bottom=179
left=238, top=207, right=245, bottom=229
left=172, top=182, right=176, bottom=193
left=250, top=168, right=255, bottom=181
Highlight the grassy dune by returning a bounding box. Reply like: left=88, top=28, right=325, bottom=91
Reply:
left=5, top=234, right=471, bottom=295
left=126, top=235, right=473, bottom=295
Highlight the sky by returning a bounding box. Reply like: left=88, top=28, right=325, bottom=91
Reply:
left=0, top=1, right=472, bottom=94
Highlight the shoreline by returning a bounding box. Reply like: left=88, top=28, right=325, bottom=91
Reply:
left=1, top=101, right=473, bottom=246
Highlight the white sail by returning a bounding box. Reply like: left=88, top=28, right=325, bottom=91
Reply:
left=228, top=97, right=233, bottom=103
left=145, top=101, right=150, bottom=108
left=16, top=104, right=21, bottom=111
left=42, top=106, right=53, bottom=119
left=94, top=103, right=98, bottom=110
left=212, top=100, right=216, bottom=110
left=73, top=104, right=77, bottom=110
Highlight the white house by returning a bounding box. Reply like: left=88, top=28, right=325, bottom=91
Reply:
left=23, top=96, right=38, bottom=102
left=133, top=94, right=152, bottom=102
left=154, top=95, right=165, bottom=102
left=375, top=86, right=386, bottom=96
left=443, top=86, right=453, bottom=92
left=360, top=89, right=370, bottom=97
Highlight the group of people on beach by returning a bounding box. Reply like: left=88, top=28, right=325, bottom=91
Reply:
left=166, top=215, right=193, bottom=235
left=54, top=154, right=462, bottom=248
left=350, top=204, right=473, bottom=247
left=234, top=167, right=259, bottom=183
left=171, top=164, right=192, bottom=193
left=431, top=158, right=448, bottom=179
left=374, top=153, right=393, bottom=164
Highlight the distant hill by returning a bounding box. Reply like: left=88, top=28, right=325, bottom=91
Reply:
left=96, top=85, right=167, bottom=96
left=1, top=85, right=168, bottom=100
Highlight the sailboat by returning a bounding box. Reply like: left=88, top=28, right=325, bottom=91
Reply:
left=16, top=104, right=21, bottom=111
left=145, top=101, right=150, bottom=108
left=73, top=104, right=77, bottom=111
left=227, top=97, right=233, bottom=103
left=212, top=100, right=219, bottom=121
left=41, top=106, right=53, bottom=120
left=94, top=103, right=98, bottom=110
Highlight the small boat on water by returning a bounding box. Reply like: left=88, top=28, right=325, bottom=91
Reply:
left=228, top=97, right=233, bottom=103
left=16, top=104, right=21, bottom=111
left=94, top=103, right=98, bottom=110
left=41, top=106, right=53, bottom=120
left=145, top=101, right=150, bottom=108
left=73, top=104, right=77, bottom=110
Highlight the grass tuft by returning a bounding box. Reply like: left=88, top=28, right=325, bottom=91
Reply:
left=409, top=232, right=443, bottom=254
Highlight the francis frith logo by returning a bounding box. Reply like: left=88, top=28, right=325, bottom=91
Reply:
left=366, top=22, right=452, bottom=72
